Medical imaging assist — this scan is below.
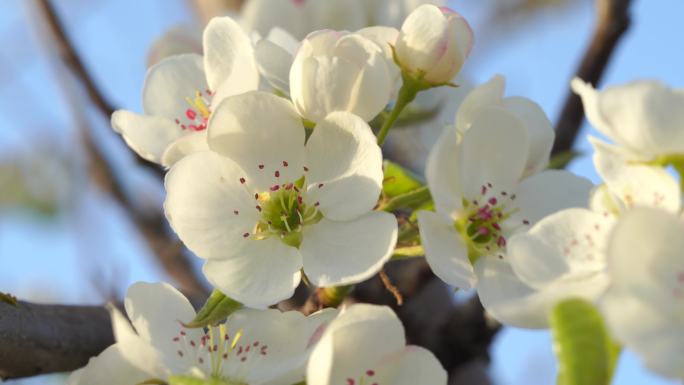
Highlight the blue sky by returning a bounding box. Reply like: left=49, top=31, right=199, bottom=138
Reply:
left=0, top=0, right=682, bottom=384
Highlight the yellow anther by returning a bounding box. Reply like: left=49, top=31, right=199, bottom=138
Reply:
left=231, top=329, right=243, bottom=350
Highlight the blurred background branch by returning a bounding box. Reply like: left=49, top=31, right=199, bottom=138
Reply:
left=552, top=0, right=633, bottom=156
left=32, top=0, right=208, bottom=298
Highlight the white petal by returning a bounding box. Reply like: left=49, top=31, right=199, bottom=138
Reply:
left=454, top=75, right=505, bottom=133
left=507, top=208, right=613, bottom=288
left=301, top=212, right=398, bottom=287
left=355, top=26, right=400, bottom=69
left=417, top=210, right=474, bottom=289
left=202, top=238, right=302, bottom=308
left=512, top=170, right=593, bottom=226
left=371, top=346, right=447, bottom=385
left=66, top=344, right=153, bottom=385
left=160, top=131, right=209, bottom=167
left=111, top=110, right=183, bottom=164
left=591, top=138, right=680, bottom=212
left=475, top=257, right=608, bottom=328
left=574, top=79, right=684, bottom=158
left=203, top=17, right=259, bottom=98
left=347, top=53, right=393, bottom=122
left=425, top=124, right=464, bottom=215
left=395, top=5, right=449, bottom=74
left=571, top=78, right=620, bottom=143
left=458, top=106, right=528, bottom=200
left=606, top=207, right=684, bottom=301
left=222, top=308, right=332, bottom=385
left=255, top=34, right=294, bottom=93
left=142, top=54, right=207, bottom=122
left=108, top=305, right=168, bottom=377
left=304, top=112, right=383, bottom=221
left=307, top=304, right=406, bottom=385
left=164, top=151, right=259, bottom=260
left=123, top=282, right=199, bottom=373
left=240, top=0, right=308, bottom=39
left=503, top=96, right=554, bottom=175
left=207, top=91, right=305, bottom=191
left=601, top=290, right=684, bottom=380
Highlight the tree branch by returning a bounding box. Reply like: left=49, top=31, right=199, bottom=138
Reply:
left=34, top=0, right=208, bottom=297
left=551, top=0, right=633, bottom=156
left=0, top=301, right=112, bottom=379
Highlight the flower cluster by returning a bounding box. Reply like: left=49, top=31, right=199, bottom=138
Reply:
left=70, top=0, right=684, bottom=384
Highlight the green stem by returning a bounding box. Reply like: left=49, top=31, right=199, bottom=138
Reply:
left=391, top=245, right=424, bottom=260
left=380, top=186, right=431, bottom=212
left=376, top=83, right=419, bottom=145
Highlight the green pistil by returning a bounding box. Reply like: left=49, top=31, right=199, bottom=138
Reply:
left=256, top=184, right=322, bottom=248
left=454, top=198, right=518, bottom=264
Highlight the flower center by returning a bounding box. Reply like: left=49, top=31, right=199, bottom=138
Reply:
left=174, top=89, right=213, bottom=132
left=347, top=369, right=379, bottom=385
left=171, top=324, right=268, bottom=383
left=454, top=183, right=529, bottom=263
left=244, top=178, right=322, bottom=248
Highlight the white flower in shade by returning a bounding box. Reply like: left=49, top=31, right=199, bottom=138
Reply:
left=307, top=304, right=447, bottom=385
left=572, top=78, right=684, bottom=161
left=240, top=0, right=366, bottom=40
left=146, top=24, right=203, bottom=68
left=289, top=29, right=394, bottom=123
left=362, top=0, right=446, bottom=27
left=164, top=91, right=398, bottom=308
left=255, top=28, right=300, bottom=94
left=395, top=4, right=473, bottom=85
left=68, top=282, right=337, bottom=385
left=417, top=105, right=592, bottom=317
left=112, top=17, right=259, bottom=167
left=601, top=208, right=684, bottom=382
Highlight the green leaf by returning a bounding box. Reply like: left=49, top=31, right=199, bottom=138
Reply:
left=548, top=151, right=582, bottom=170
left=382, top=160, right=424, bottom=198
left=391, top=245, right=424, bottom=260
left=184, top=289, right=242, bottom=328
left=169, top=376, right=243, bottom=385
left=0, top=292, right=17, bottom=306
left=550, top=298, right=621, bottom=385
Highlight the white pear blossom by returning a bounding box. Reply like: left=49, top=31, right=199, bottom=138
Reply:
left=362, top=0, right=446, bottom=27
left=601, top=208, right=684, bottom=382
left=68, top=282, right=337, bottom=385
left=146, top=24, right=203, bottom=68
left=111, top=17, right=259, bottom=167
left=418, top=103, right=592, bottom=316
left=489, top=142, right=682, bottom=327
left=164, top=91, right=398, bottom=308
left=573, top=78, right=684, bottom=162
left=454, top=75, right=555, bottom=176
left=255, top=26, right=399, bottom=98
left=307, top=304, right=447, bottom=385
left=240, top=0, right=367, bottom=40
left=255, top=27, right=300, bottom=94
left=289, top=29, right=394, bottom=123
left=395, top=5, right=473, bottom=85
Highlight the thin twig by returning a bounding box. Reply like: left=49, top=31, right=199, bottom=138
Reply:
left=552, top=0, right=633, bottom=156
left=34, top=0, right=207, bottom=296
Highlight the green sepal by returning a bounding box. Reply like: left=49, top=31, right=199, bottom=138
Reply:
left=550, top=298, right=621, bottom=385
left=184, top=289, right=242, bottom=328
left=137, top=379, right=168, bottom=385
left=380, top=161, right=432, bottom=212
left=168, top=376, right=243, bottom=385
left=382, top=160, right=424, bottom=197
left=548, top=151, right=582, bottom=170
left=0, top=292, right=17, bottom=306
